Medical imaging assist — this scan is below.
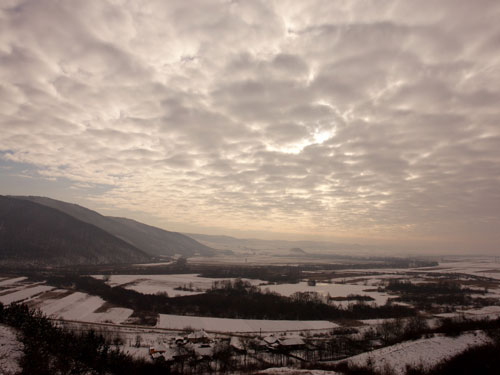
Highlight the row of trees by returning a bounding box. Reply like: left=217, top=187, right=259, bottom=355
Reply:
left=44, top=275, right=417, bottom=321
left=199, top=259, right=438, bottom=284
left=385, top=279, right=492, bottom=309
left=386, top=279, right=485, bottom=294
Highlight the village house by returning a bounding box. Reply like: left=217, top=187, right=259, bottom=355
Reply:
left=230, top=336, right=245, bottom=353
left=278, top=337, right=306, bottom=351
left=187, top=329, right=213, bottom=344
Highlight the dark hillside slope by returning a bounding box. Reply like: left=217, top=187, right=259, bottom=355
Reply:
left=110, top=216, right=214, bottom=256
left=0, top=196, right=151, bottom=265
left=15, top=196, right=214, bottom=257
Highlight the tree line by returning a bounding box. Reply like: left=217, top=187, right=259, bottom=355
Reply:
left=43, top=275, right=416, bottom=321
left=385, top=279, right=493, bottom=309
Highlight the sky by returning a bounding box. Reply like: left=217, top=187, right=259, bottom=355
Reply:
left=1, top=0, right=500, bottom=254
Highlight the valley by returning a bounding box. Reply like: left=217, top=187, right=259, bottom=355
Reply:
left=2, top=255, right=500, bottom=374
left=1, top=196, right=499, bottom=374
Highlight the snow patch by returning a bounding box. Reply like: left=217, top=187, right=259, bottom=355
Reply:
left=257, top=368, right=338, bottom=375
left=0, top=324, right=23, bottom=375
left=339, top=331, right=491, bottom=374
left=157, top=314, right=338, bottom=333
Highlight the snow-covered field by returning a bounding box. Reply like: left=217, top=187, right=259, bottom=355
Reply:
left=0, top=324, right=23, bottom=375
left=338, top=331, right=491, bottom=374
left=436, top=305, right=500, bottom=320
left=332, top=274, right=407, bottom=286
left=39, top=292, right=105, bottom=320
left=461, top=305, right=500, bottom=318
left=0, top=283, right=132, bottom=324
left=262, top=282, right=390, bottom=305
left=406, top=258, right=500, bottom=280
left=132, top=261, right=174, bottom=267
left=88, top=307, right=134, bottom=324
left=36, top=291, right=133, bottom=324
left=0, top=276, right=27, bottom=287
left=157, top=314, right=338, bottom=333
left=188, top=254, right=338, bottom=266
left=257, top=368, right=338, bottom=375
left=0, top=284, right=27, bottom=297
left=0, top=284, right=54, bottom=304
left=94, top=273, right=265, bottom=296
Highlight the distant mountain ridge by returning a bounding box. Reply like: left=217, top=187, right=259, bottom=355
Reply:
left=185, top=232, right=380, bottom=256
left=289, top=247, right=307, bottom=255
left=0, top=195, right=214, bottom=265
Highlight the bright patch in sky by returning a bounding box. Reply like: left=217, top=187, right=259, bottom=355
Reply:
left=1, top=0, right=500, bottom=253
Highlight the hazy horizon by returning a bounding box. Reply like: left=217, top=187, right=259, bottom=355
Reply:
left=1, top=1, right=500, bottom=255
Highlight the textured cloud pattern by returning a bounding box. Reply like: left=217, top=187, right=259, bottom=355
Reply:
left=1, top=0, right=499, bottom=252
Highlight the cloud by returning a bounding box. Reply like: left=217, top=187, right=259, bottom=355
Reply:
left=1, top=0, right=500, bottom=253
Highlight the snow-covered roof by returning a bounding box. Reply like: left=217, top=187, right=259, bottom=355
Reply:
left=188, top=329, right=212, bottom=340
left=279, top=337, right=305, bottom=347
left=194, top=346, right=213, bottom=358
left=230, top=336, right=245, bottom=351
left=263, top=334, right=280, bottom=344
left=163, top=348, right=177, bottom=361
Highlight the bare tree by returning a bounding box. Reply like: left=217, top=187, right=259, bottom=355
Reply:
left=135, top=334, right=142, bottom=348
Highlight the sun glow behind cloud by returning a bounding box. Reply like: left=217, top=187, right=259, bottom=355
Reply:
left=266, top=128, right=336, bottom=154
left=1, top=0, right=500, bottom=253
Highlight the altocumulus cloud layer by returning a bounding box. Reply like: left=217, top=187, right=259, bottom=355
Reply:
left=1, top=0, right=500, bottom=253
